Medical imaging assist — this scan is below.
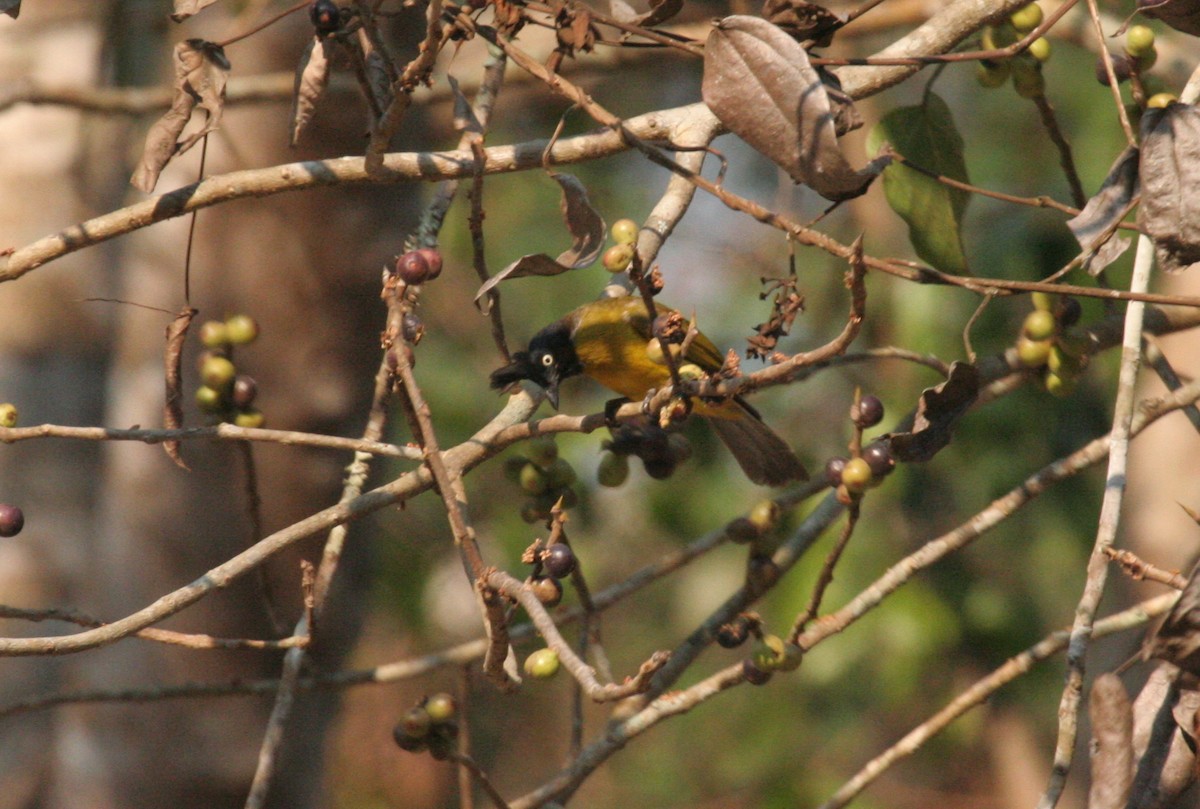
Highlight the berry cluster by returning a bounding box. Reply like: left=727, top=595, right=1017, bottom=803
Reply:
left=0, top=403, right=24, bottom=537
left=525, top=539, right=578, bottom=609
left=975, top=4, right=1052, bottom=99
left=506, top=436, right=579, bottom=523
left=1015, top=293, right=1089, bottom=397
left=195, top=315, right=264, bottom=427
left=1094, top=25, right=1178, bottom=116
left=598, top=424, right=692, bottom=484
left=392, top=693, right=459, bottom=758
left=715, top=613, right=802, bottom=686
left=824, top=394, right=895, bottom=502
left=393, top=248, right=444, bottom=286
left=602, top=218, right=638, bottom=273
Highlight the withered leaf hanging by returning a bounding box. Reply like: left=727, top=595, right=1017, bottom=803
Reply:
left=357, top=28, right=393, bottom=123
left=291, top=37, right=332, bottom=147
left=1, top=0, right=20, bottom=19
left=1137, top=0, right=1200, bottom=35
left=1143, top=561, right=1200, bottom=676
left=131, top=40, right=230, bottom=193
left=761, top=0, right=842, bottom=47
left=163, top=307, right=198, bottom=471
left=635, top=0, right=684, bottom=27
left=171, top=0, right=221, bottom=22
left=1067, top=146, right=1138, bottom=276
left=1138, top=101, right=1200, bottom=274
left=474, top=173, right=606, bottom=310
left=887, top=362, right=980, bottom=463
left=702, top=15, right=883, bottom=202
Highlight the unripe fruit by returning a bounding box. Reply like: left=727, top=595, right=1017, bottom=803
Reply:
left=400, top=706, right=432, bottom=738
left=1044, top=371, right=1076, bottom=397
left=543, top=543, right=577, bottom=579
left=855, top=395, right=884, bottom=428
left=0, top=403, right=17, bottom=428
left=1012, top=64, right=1045, bottom=98
left=425, top=693, right=457, bottom=723
left=602, top=244, right=634, bottom=273
left=1016, top=336, right=1053, bottom=368
left=201, top=355, right=237, bottom=390
left=1147, top=92, right=1178, bottom=109
left=519, top=463, right=549, bottom=495
left=543, top=458, right=577, bottom=489
left=742, top=659, right=772, bottom=686
left=1031, top=291, right=1057, bottom=312
left=224, top=314, right=259, bottom=346
left=1009, top=3, right=1043, bottom=33
left=725, top=517, right=760, bottom=544
left=199, top=320, right=230, bottom=348
left=610, top=218, right=639, bottom=245
left=982, top=23, right=1018, bottom=50
left=840, top=457, right=873, bottom=493
left=520, top=500, right=547, bottom=524
left=597, top=452, right=630, bottom=487
left=416, top=247, right=443, bottom=279
left=232, top=375, right=258, bottom=408
left=777, top=642, right=803, bottom=672
left=1023, top=309, right=1057, bottom=341
left=530, top=576, right=563, bottom=607
left=234, top=409, right=266, bottom=429
left=1125, top=25, right=1156, bottom=58
left=1057, top=327, right=1091, bottom=358
left=524, top=648, right=561, bottom=679
left=1046, top=345, right=1082, bottom=376
left=748, top=500, right=781, bottom=534
left=396, top=251, right=432, bottom=285
left=195, top=385, right=225, bottom=414
left=0, top=504, right=24, bottom=537
left=1027, top=37, right=1051, bottom=62
left=976, top=61, right=1010, bottom=89
left=753, top=634, right=787, bottom=671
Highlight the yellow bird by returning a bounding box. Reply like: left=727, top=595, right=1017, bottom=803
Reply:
left=490, top=296, right=807, bottom=486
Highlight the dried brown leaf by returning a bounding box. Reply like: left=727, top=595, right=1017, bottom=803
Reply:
left=357, top=28, right=393, bottom=120
left=702, top=16, right=883, bottom=202
left=888, top=362, right=979, bottom=462
left=1068, top=146, right=1138, bottom=275
left=1138, top=0, right=1200, bottom=35
left=1145, top=561, right=1200, bottom=675
left=163, top=307, right=198, bottom=471
left=291, top=36, right=332, bottom=147
left=171, top=0, right=219, bottom=21
left=131, top=40, right=230, bottom=193
left=636, top=0, right=684, bottom=27
left=1, top=0, right=20, bottom=19
left=761, top=0, right=842, bottom=47
left=448, top=75, right=481, bottom=134
left=1088, top=673, right=1133, bottom=809
left=1139, top=102, right=1200, bottom=274
left=555, top=7, right=598, bottom=54
left=473, top=173, right=605, bottom=309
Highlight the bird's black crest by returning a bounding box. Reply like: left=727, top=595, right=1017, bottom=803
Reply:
left=489, top=351, right=539, bottom=390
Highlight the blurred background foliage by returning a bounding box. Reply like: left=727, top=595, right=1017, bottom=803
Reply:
left=3, top=0, right=1198, bottom=807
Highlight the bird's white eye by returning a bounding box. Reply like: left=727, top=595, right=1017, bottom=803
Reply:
left=540, top=353, right=554, bottom=367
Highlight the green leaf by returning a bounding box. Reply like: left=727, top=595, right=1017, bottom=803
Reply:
left=867, top=93, right=970, bottom=274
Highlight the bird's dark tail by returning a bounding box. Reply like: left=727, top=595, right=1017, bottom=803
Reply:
left=706, top=410, right=808, bottom=486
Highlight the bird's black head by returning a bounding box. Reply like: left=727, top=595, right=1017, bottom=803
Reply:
left=489, top=321, right=582, bottom=409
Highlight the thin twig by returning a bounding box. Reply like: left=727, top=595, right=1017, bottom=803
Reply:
left=790, top=503, right=860, bottom=641
left=1032, top=94, right=1087, bottom=209
left=447, top=752, right=512, bottom=809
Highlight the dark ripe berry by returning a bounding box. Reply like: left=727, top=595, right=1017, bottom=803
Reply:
left=543, top=543, right=576, bottom=579
left=310, top=0, right=341, bottom=34
left=424, top=693, right=457, bottom=723
left=855, top=395, right=884, bottom=429
left=543, top=458, right=577, bottom=489
left=742, top=659, right=772, bottom=686
left=392, top=726, right=428, bottom=752
left=530, top=576, right=563, bottom=607
left=400, top=706, right=432, bottom=738
left=642, top=457, right=675, bottom=480
left=224, top=314, right=260, bottom=346
left=416, top=248, right=443, bottom=279
left=1055, top=296, right=1082, bottom=328
left=716, top=618, right=750, bottom=648
left=0, top=504, right=24, bottom=537
left=401, top=313, right=424, bottom=344
left=596, top=452, right=629, bottom=487
left=824, top=457, right=848, bottom=488
left=199, top=320, right=229, bottom=348
left=725, top=517, right=760, bottom=544
left=232, top=375, right=258, bottom=408
left=1095, top=52, right=1133, bottom=86
left=861, top=442, right=895, bottom=477
left=201, top=355, right=237, bottom=391
left=426, top=721, right=458, bottom=760
left=396, top=251, right=431, bottom=285
left=524, top=648, right=561, bottom=679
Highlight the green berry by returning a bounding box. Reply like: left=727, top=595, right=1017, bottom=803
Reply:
left=748, top=500, right=780, bottom=534
left=1125, top=25, right=1156, bottom=59
left=527, top=435, right=558, bottom=466
left=1027, top=37, right=1051, bottom=62
left=199, top=320, right=230, bottom=348
left=976, top=61, right=1010, bottom=89
left=234, top=409, right=266, bottom=429
left=524, top=648, right=561, bottom=679
left=1147, top=92, right=1178, bottom=109
left=1044, top=371, right=1076, bottom=397
left=201, top=355, right=237, bottom=391
left=1031, top=291, right=1057, bottom=311
left=602, top=243, right=634, bottom=273
left=1046, top=345, right=1082, bottom=376
left=752, top=634, right=787, bottom=671
left=597, top=452, right=630, bottom=487
left=0, top=403, right=17, bottom=428
left=195, top=385, right=226, bottom=414
left=224, top=314, right=259, bottom=346
left=1016, top=336, right=1053, bottom=368
left=519, top=463, right=549, bottom=495
left=543, top=458, right=577, bottom=489
left=610, top=218, right=639, bottom=245
left=840, top=457, right=873, bottom=493
left=1009, top=3, right=1043, bottom=33
left=424, top=693, right=456, bottom=723
left=777, top=642, right=803, bottom=672
left=1023, top=309, right=1057, bottom=341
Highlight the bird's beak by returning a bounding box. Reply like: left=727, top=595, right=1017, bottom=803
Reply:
left=545, top=381, right=560, bottom=410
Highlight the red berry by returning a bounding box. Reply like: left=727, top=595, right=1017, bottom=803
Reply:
left=416, top=248, right=443, bottom=279
left=395, top=251, right=431, bottom=285
left=0, top=504, right=24, bottom=537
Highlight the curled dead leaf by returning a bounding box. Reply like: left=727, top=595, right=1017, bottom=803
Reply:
left=291, top=37, right=332, bottom=147
left=702, top=16, right=883, bottom=202
left=1068, top=146, right=1138, bottom=276
left=163, top=307, right=198, bottom=471
left=887, top=362, right=980, bottom=462
left=1137, top=0, right=1200, bottom=35
left=1139, top=102, right=1200, bottom=274
left=761, top=0, right=842, bottom=47
left=171, top=0, right=220, bottom=22
left=1144, top=561, right=1200, bottom=676
left=636, top=0, right=683, bottom=27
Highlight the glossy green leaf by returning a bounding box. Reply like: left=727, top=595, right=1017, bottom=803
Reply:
left=867, top=93, right=971, bottom=273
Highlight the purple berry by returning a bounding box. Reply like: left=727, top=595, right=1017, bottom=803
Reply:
left=0, top=504, right=24, bottom=537
left=543, top=543, right=576, bottom=579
